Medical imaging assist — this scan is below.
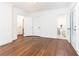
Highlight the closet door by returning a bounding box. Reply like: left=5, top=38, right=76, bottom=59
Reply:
left=70, top=7, right=77, bottom=49
left=24, top=17, right=32, bottom=36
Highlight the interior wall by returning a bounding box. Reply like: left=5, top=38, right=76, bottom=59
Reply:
left=66, top=9, right=71, bottom=43
left=0, top=3, right=13, bottom=46
left=31, top=8, right=68, bottom=38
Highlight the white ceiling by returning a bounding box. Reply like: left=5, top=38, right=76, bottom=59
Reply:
left=12, top=2, right=73, bottom=13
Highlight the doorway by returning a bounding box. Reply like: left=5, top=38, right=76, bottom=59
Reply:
left=57, top=15, right=67, bottom=39
left=17, top=15, right=24, bottom=39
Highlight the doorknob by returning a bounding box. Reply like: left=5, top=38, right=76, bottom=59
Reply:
left=73, top=26, right=77, bottom=31
left=73, top=28, right=76, bottom=31
left=73, top=29, right=76, bottom=31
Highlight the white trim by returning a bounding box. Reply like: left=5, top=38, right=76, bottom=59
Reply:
left=0, top=39, right=16, bottom=46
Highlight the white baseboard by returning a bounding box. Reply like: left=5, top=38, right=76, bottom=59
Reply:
left=0, top=38, right=16, bottom=46
left=76, top=49, right=79, bottom=55
left=0, top=40, right=13, bottom=46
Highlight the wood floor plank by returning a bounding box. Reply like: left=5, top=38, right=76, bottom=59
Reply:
left=0, top=36, right=78, bottom=56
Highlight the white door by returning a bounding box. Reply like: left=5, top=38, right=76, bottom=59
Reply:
left=24, top=17, right=32, bottom=36
left=69, top=7, right=77, bottom=48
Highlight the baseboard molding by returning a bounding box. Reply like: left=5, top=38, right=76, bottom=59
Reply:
left=25, top=35, right=40, bottom=37
left=0, top=40, right=13, bottom=46
left=69, top=43, right=79, bottom=55
left=25, top=35, right=67, bottom=40
left=75, top=49, right=79, bottom=55
left=0, top=38, right=16, bottom=46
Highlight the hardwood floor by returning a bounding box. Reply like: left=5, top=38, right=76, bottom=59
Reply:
left=0, top=36, right=78, bottom=56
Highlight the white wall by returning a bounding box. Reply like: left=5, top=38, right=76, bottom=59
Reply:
left=0, top=3, right=13, bottom=45
left=66, top=9, right=71, bottom=43
left=31, top=8, right=68, bottom=38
